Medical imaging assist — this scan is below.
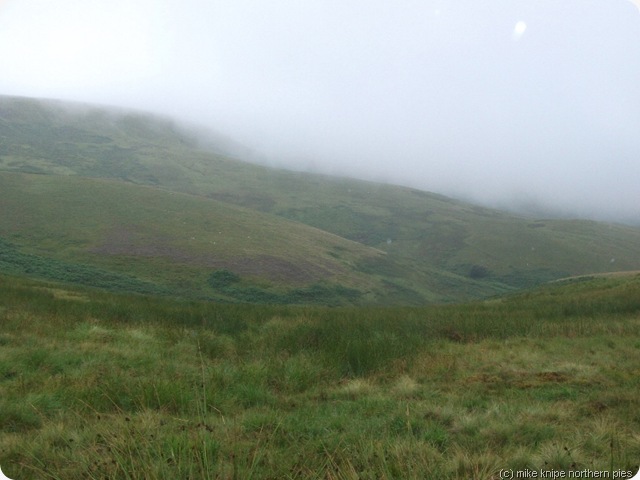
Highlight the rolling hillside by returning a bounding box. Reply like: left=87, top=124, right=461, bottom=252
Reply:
left=2, top=95, right=640, bottom=304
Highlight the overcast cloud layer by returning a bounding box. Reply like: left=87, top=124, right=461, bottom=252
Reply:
left=1, top=0, right=639, bottom=223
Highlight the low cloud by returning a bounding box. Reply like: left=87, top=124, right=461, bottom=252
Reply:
left=0, top=0, right=639, bottom=224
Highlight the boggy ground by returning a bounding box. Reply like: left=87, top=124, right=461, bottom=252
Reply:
left=0, top=274, right=639, bottom=479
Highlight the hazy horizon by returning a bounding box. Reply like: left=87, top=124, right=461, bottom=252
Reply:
left=1, top=0, right=639, bottom=224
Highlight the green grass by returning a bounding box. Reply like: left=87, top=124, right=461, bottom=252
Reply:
left=0, top=170, right=384, bottom=303
left=1, top=273, right=639, bottom=478
left=3, top=95, right=640, bottom=305
left=0, top=237, right=170, bottom=296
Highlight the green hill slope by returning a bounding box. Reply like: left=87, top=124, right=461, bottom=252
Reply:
left=2, top=95, right=640, bottom=303
left=0, top=171, right=387, bottom=303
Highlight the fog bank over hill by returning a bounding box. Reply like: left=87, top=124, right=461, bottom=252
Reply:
left=1, top=0, right=639, bottom=224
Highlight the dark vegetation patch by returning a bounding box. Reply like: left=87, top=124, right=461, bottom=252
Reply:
left=468, top=264, right=490, bottom=279
left=452, top=263, right=492, bottom=280
left=0, top=238, right=168, bottom=296
left=207, top=269, right=241, bottom=289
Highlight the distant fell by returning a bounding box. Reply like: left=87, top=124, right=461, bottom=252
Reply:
left=2, top=95, right=640, bottom=304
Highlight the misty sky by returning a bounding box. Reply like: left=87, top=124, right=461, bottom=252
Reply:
left=1, top=0, right=639, bottom=222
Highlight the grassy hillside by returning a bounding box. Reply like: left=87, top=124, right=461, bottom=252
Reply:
left=1, top=273, right=639, bottom=478
left=0, top=170, right=386, bottom=303
left=2, top=95, right=640, bottom=303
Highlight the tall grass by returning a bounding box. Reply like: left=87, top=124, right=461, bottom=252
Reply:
left=1, top=273, right=639, bottom=478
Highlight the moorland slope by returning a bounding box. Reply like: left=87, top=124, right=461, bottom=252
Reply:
left=2, top=95, right=640, bottom=303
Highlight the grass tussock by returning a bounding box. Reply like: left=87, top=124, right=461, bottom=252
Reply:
left=1, top=273, right=639, bottom=478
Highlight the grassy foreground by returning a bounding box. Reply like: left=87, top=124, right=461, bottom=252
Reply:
left=1, top=273, right=639, bottom=479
